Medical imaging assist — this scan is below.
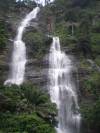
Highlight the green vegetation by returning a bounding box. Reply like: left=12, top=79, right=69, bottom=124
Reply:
left=0, top=21, right=8, bottom=50
left=24, top=31, right=48, bottom=58
left=0, top=85, right=56, bottom=133
left=79, top=68, right=100, bottom=133
left=81, top=99, right=100, bottom=133
left=0, top=0, right=100, bottom=133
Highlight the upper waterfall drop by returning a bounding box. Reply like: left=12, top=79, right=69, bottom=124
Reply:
left=4, top=7, right=40, bottom=86
left=49, top=37, right=81, bottom=133
left=34, top=0, right=54, bottom=6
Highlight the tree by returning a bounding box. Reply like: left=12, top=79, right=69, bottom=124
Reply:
left=65, top=9, right=78, bottom=36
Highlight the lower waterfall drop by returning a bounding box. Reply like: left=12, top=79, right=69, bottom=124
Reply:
left=49, top=37, right=81, bottom=133
left=4, top=7, right=40, bottom=86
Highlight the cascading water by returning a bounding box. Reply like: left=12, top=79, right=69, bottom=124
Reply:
left=4, top=7, right=40, bottom=85
left=34, top=0, right=54, bottom=6
left=49, top=37, right=81, bottom=133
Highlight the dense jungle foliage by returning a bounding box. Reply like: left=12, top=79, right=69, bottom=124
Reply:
left=0, top=0, right=100, bottom=133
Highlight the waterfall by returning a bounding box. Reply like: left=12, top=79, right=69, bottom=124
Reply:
left=4, top=7, right=40, bottom=86
left=49, top=37, right=81, bottom=133
left=34, top=0, right=54, bottom=6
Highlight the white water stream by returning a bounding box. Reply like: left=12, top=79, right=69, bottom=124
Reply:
left=49, top=37, right=81, bottom=133
left=4, top=7, right=40, bottom=85
left=4, top=1, right=81, bottom=132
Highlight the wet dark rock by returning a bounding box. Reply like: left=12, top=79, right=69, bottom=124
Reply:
left=25, top=54, right=49, bottom=88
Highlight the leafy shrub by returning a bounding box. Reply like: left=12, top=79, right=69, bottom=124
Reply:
left=0, top=85, right=56, bottom=133
left=81, top=99, right=100, bottom=133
